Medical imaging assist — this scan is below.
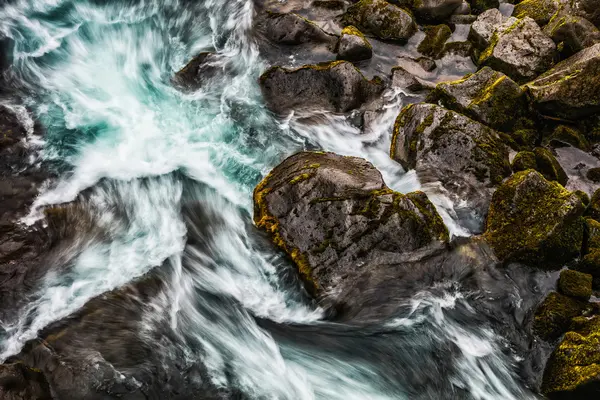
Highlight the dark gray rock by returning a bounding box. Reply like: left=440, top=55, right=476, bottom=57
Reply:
left=259, top=61, right=384, bottom=115
left=336, top=25, right=373, bottom=61
left=342, top=0, right=417, bottom=42
left=391, top=66, right=435, bottom=92
left=263, top=12, right=337, bottom=46
left=390, top=103, right=511, bottom=230
left=427, top=66, right=528, bottom=131
left=172, top=52, right=226, bottom=92
left=253, top=151, right=449, bottom=302
left=524, top=43, right=600, bottom=119
left=544, top=15, right=600, bottom=54
left=412, top=0, right=463, bottom=22
left=478, top=17, right=557, bottom=83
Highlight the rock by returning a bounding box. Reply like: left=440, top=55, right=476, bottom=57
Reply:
left=512, top=151, right=537, bottom=171
left=172, top=52, right=226, bottom=91
left=587, top=167, right=600, bottom=182
left=558, top=269, right=593, bottom=299
left=513, top=0, right=565, bottom=26
left=427, top=67, right=528, bottom=131
left=524, top=43, right=600, bottom=120
left=453, top=1, right=471, bottom=15
left=576, top=213, right=600, bottom=287
left=586, top=188, right=600, bottom=221
left=416, top=56, right=437, bottom=71
left=312, top=0, right=346, bottom=11
left=336, top=25, right=372, bottom=61
left=484, top=170, right=585, bottom=268
left=448, top=14, right=477, bottom=26
left=0, top=362, right=52, bottom=400
left=478, top=17, right=557, bottom=84
left=545, top=125, right=590, bottom=150
left=342, top=0, right=417, bottom=42
left=253, top=151, right=449, bottom=299
left=510, top=148, right=568, bottom=185
left=259, top=61, right=384, bottom=115
left=440, top=41, right=473, bottom=57
left=544, top=15, right=600, bottom=55
left=468, top=9, right=517, bottom=51
left=412, top=0, right=463, bottom=22
left=417, top=24, right=452, bottom=58
left=533, top=291, right=587, bottom=340
left=390, top=103, right=511, bottom=230
left=542, top=315, right=600, bottom=397
left=391, top=66, right=435, bottom=92
left=468, top=0, right=499, bottom=14
left=262, top=12, right=338, bottom=46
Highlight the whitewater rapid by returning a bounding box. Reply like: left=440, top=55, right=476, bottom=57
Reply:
left=0, top=0, right=536, bottom=398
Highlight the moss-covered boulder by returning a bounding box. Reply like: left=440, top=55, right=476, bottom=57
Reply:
left=417, top=24, right=452, bottom=59
left=513, top=0, right=566, bottom=26
left=524, top=43, right=600, bottom=119
left=427, top=67, right=528, bottom=131
left=512, top=150, right=537, bottom=171
left=575, top=212, right=600, bottom=287
left=478, top=17, right=557, bottom=84
left=484, top=170, right=585, bottom=267
left=262, top=12, right=338, bottom=46
left=586, top=188, right=600, bottom=221
left=412, top=0, right=463, bottom=22
left=544, top=125, right=590, bottom=151
left=544, top=15, right=600, bottom=55
left=533, top=291, right=588, bottom=341
left=342, top=0, right=417, bottom=42
left=259, top=61, right=384, bottom=115
left=587, top=167, right=600, bottom=182
left=511, top=148, right=568, bottom=185
left=542, top=315, right=600, bottom=398
left=390, top=103, right=511, bottom=231
left=336, top=26, right=373, bottom=61
left=253, top=151, right=449, bottom=301
left=558, top=269, right=593, bottom=299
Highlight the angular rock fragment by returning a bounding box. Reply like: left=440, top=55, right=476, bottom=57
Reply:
left=484, top=170, right=585, bottom=267
left=391, top=66, right=435, bottom=92
left=533, top=291, right=587, bottom=340
left=342, top=0, right=417, bottom=42
left=172, top=52, right=226, bottom=91
left=478, top=17, right=557, bottom=83
left=468, top=8, right=517, bottom=51
left=417, top=24, right=452, bottom=58
left=263, top=11, right=337, bottom=46
left=259, top=61, right=384, bottom=115
left=544, top=15, right=600, bottom=54
left=336, top=25, right=372, bottom=61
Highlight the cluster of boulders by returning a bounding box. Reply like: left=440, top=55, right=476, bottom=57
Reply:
left=226, top=0, right=600, bottom=397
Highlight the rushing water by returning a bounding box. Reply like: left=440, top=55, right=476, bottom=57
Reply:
left=0, top=0, right=542, bottom=398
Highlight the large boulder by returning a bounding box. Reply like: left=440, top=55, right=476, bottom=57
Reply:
left=524, top=43, right=600, bottom=120
left=512, top=148, right=568, bottom=185
left=468, top=9, right=517, bottom=51
left=478, top=17, right=557, bottom=84
left=259, top=61, right=384, bottom=115
left=262, top=12, right=337, bottom=46
left=427, top=67, right=528, bottom=131
left=411, top=0, right=463, bottom=22
left=253, top=151, right=449, bottom=299
left=533, top=291, right=588, bottom=340
left=341, top=0, right=417, bottom=42
left=544, top=15, right=600, bottom=54
left=542, top=315, right=600, bottom=398
left=336, top=25, right=373, bottom=61
left=483, top=170, right=585, bottom=268
left=390, top=103, right=511, bottom=231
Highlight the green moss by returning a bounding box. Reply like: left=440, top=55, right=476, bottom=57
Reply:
left=406, top=191, right=449, bottom=242
left=533, top=291, right=586, bottom=341
left=513, top=0, right=560, bottom=25
left=512, top=150, right=536, bottom=172
left=341, top=25, right=373, bottom=49
left=391, top=104, right=434, bottom=168
left=576, top=191, right=591, bottom=208
left=546, top=125, right=590, bottom=151
left=342, top=0, right=416, bottom=42
left=484, top=170, right=585, bottom=267
left=417, top=24, right=452, bottom=58
left=585, top=189, right=600, bottom=221
left=533, top=147, right=568, bottom=186
left=558, top=269, right=593, bottom=300
left=289, top=173, right=313, bottom=184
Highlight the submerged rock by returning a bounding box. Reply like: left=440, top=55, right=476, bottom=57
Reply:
left=336, top=25, right=372, bottom=61
left=390, top=103, right=510, bottom=230
left=542, top=315, right=600, bottom=398
left=342, top=0, right=417, bottom=42
left=427, top=67, right=528, bottom=131
left=253, top=151, right=449, bottom=301
left=259, top=61, right=384, bottom=115
left=478, top=17, right=557, bottom=84
left=412, top=0, right=463, bottom=22
left=263, top=12, right=337, bottom=46
left=484, top=170, right=585, bottom=268
left=524, top=43, right=600, bottom=120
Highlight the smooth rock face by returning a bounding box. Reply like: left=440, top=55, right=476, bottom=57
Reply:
left=336, top=25, right=373, bottom=61
left=342, top=0, right=417, bottom=42
left=427, top=66, right=528, bottom=131
left=390, top=103, right=511, bottom=230
left=412, top=0, right=463, bottom=22
left=263, top=12, right=337, bottom=46
left=468, top=8, right=517, bottom=50
left=544, top=15, right=600, bottom=54
left=484, top=170, right=585, bottom=268
left=253, top=151, right=449, bottom=301
left=478, top=17, right=557, bottom=83
left=524, top=43, right=600, bottom=119
left=259, top=61, right=384, bottom=115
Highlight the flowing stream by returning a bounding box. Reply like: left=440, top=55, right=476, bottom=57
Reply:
left=0, top=0, right=541, bottom=398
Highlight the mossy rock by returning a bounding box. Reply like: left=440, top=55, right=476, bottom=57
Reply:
left=533, top=147, right=568, bottom=186
left=417, top=24, right=452, bottom=59
left=513, top=0, right=563, bottom=26
left=337, top=25, right=373, bottom=61
left=263, top=12, right=338, bottom=46
left=533, top=291, right=587, bottom=341
left=544, top=14, right=600, bottom=56
left=512, top=151, right=537, bottom=171
left=558, top=269, right=593, bottom=299
left=253, top=151, right=449, bottom=302
left=542, top=315, right=600, bottom=397
left=484, top=170, right=585, bottom=268
left=342, top=0, right=417, bottom=42
left=427, top=67, right=529, bottom=132
left=585, top=188, right=600, bottom=221
left=545, top=125, right=590, bottom=151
